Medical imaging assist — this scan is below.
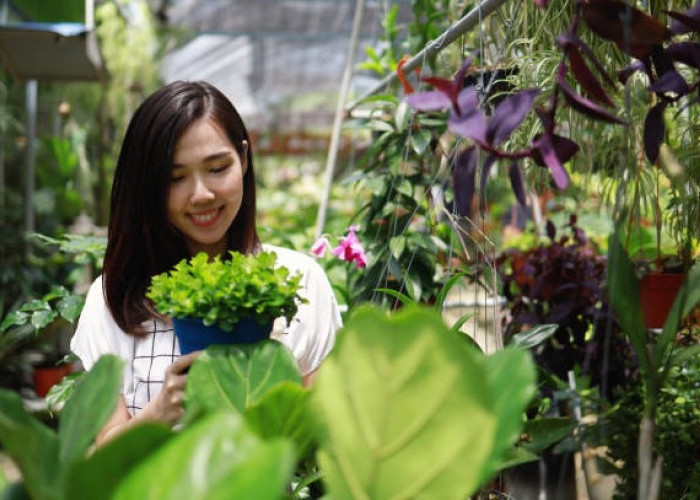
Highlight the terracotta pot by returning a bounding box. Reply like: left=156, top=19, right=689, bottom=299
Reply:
left=638, top=272, right=684, bottom=329
left=172, top=317, right=272, bottom=355
left=33, top=363, right=73, bottom=398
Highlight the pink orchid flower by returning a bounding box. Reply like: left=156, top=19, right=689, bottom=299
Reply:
left=310, top=226, right=368, bottom=269
left=332, top=226, right=367, bottom=269
left=310, top=236, right=331, bottom=257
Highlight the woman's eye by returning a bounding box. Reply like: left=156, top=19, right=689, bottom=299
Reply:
left=211, top=165, right=230, bottom=174
left=170, top=175, right=185, bottom=183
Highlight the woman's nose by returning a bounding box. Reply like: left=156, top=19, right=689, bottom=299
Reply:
left=190, top=176, right=215, bottom=203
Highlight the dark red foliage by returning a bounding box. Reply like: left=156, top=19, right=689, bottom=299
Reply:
left=667, top=5, right=700, bottom=34
left=498, top=219, right=606, bottom=332
left=557, top=75, right=625, bottom=124
left=566, top=44, right=616, bottom=107
left=496, top=218, right=634, bottom=393
left=580, top=0, right=671, bottom=60
left=453, top=147, right=478, bottom=217
left=644, top=102, right=666, bottom=163
left=508, top=161, right=527, bottom=207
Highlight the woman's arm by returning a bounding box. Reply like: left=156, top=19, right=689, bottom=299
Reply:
left=95, top=351, right=200, bottom=446
left=302, top=368, right=318, bottom=387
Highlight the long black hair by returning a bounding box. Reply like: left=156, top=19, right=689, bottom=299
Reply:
left=103, top=81, right=260, bottom=335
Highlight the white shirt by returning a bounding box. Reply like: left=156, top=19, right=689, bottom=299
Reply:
left=70, top=245, right=341, bottom=416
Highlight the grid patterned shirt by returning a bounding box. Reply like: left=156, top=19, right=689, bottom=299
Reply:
left=70, top=245, right=341, bottom=416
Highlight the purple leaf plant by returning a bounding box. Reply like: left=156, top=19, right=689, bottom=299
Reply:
left=406, top=0, right=700, bottom=218
left=407, top=58, right=577, bottom=218
left=547, top=0, right=700, bottom=164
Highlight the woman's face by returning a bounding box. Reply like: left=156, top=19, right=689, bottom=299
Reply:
left=167, top=117, right=247, bottom=258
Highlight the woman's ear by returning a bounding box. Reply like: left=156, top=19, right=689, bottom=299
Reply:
left=240, top=140, right=249, bottom=174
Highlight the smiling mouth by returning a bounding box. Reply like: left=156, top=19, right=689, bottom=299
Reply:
left=189, top=208, right=221, bottom=227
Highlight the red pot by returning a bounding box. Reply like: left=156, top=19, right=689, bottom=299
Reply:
left=638, top=273, right=684, bottom=329
left=33, top=363, right=73, bottom=398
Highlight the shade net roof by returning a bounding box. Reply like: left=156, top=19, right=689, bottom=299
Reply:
left=160, top=0, right=413, bottom=134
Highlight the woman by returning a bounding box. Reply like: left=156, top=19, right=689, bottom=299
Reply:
left=71, top=81, right=341, bottom=445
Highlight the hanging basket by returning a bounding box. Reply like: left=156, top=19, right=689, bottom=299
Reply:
left=638, top=272, right=684, bottom=329
left=173, top=317, right=273, bottom=355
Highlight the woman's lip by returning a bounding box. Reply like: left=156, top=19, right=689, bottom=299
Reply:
left=188, top=208, right=221, bottom=227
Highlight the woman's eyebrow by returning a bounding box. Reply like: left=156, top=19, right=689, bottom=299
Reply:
left=172, top=151, right=233, bottom=168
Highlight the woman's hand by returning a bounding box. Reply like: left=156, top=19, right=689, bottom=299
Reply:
left=95, top=350, right=201, bottom=446
left=145, top=351, right=201, bottom=425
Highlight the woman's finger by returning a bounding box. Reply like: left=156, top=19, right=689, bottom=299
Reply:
left=167, top=350, right=202, bottom=375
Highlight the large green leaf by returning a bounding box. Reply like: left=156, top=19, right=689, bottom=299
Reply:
left=113, top=412, right=296, bottom=500
left=65, top=423, right=172, bottom=499
left=58, top=355, right=122, bottom=465
left=480, top=347, right=537, bottom=481
left=0, top=390, right=59, bottom=500
left=522, top=417, right=577, bottom=454
left=244, top=382, right=316, bottom=459
left=313, top=305, right=533, bottom=499
left=607, top=232, right=649, bottom=373
left=185, top=341, right=302, bottom=414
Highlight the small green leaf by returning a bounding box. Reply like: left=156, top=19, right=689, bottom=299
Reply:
left=57, top=294, right=85, bottom=323
left=394, top=101, right=410, bottom=130
left=1, top=310, right=29, bottom=331
left=43, top=285, right=69, bottom=302
left=409, top=129, right=432, bottom=155
left=365, top=119, right=395, bottom=132
left=31, top=310, right=57, bottom=331
left=449, top=312, right=474, bottom=333
left=45, top=372, right=83, bottom=411
left=509, top=324, right=559, bottom=349
left=434, top=272, right=467, bottom=310
left=375, top=288, right=414, bottom=307
left=20, top=299, right=49, bottom=312
left=499, top=447, right=540, bottom=469
left=389, top=236, right=406, bottom=260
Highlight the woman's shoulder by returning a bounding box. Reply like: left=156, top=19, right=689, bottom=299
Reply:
left=261, top=244, right=321, bottom=274
left=83, top=274, right=105, bottom=304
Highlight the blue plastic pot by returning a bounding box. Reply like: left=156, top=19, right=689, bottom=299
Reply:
left=173, top=317, right=272, bottom=355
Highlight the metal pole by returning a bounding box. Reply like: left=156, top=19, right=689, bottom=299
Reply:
left=25, top=79, right=37, bottom=234
left=85, top=0, right=94, bottom=30
left=315, top=0, right=365, bottom=239
left=345, top=0, right=511, bottom=112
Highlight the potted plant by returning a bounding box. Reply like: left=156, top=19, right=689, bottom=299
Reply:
left=146, top=251, right=306, bottom=354
left=495, top=215, right=636, bottom=496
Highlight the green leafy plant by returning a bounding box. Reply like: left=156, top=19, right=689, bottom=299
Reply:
left=344, top=96, right=458, bottom=306
left=147, top=251, right=306, bottom=331
left=312, top=305, right=536, bottom=498
left=607, top=224, right=700, bottom=498
left=0, top=304, right=537, bottom=499
left=604, top=357, right=700, bottom=499
left=0, top=355, right=123, bottom=500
